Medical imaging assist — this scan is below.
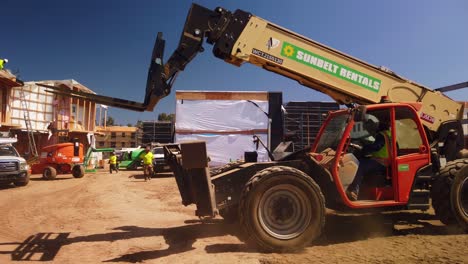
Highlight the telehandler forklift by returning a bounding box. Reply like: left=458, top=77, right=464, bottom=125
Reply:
left=40, top=3, right=467, bottom=252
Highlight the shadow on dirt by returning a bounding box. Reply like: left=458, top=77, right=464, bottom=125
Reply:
left=0, top=221, right=240, bottom=262
left=127, top=172, right=173, bottom=181
left=153, top=172, right=174, bottom=178
left=30, top=177, right=73, bottom=182
left=0, top=183, right=17, bottom=190
left=126, top=174, right=146, bottom=181
left=0, top=232, right=70, bottom=261
left=1, top=211, right=463, bottom=262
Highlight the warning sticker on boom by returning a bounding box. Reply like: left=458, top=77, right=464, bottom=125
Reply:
left=281, top=42, right=381, bottom=92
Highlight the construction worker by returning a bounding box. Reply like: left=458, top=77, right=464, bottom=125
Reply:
left=0, top=58, right=8, bottom=70
left=109, top=152, right=119, bottom=174
left=139, top=145, right=154, bottom=181
left=346, top=117, right=392, bottom=201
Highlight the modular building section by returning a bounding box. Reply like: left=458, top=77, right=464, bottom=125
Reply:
left=9, top=80, right=96, bottom=132
left=6, top=79, right=97, bottom=155
left=175, top=91, right=283, bottom=166
left=0, top=70, right=23, bottom=130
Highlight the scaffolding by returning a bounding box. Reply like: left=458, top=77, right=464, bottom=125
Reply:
left=284, top=101, right=339, bottom=150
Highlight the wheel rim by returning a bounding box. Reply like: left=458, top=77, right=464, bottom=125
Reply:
left=258, top=184, right=312, bottom=240
left=44, top=169, right=50, bottom=178
left=461, top=177, right=468, bottom=217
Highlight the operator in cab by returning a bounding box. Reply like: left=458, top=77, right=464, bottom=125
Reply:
left=346, top=117, right=391, bottom=201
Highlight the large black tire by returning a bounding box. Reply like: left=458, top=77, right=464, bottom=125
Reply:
left=14, top=174, right=30, bottom=187
left=451, top=164, right=468, bottom=232
left=43, top=166, right=57, bottom=180
left=431, top=159, right=468, bottom=225
left=72, top=165, right=85, bottom=178
left=239, top=166, right=325, bottom=252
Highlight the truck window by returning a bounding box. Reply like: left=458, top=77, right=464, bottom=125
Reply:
left=153, top=147, right=164, bottom=155
left=395, top=107, right=423, bottom=156
left=0, top=146, right=19, bottom=157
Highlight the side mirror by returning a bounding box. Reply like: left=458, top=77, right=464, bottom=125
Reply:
left=354, top=105, right=367, bottom=122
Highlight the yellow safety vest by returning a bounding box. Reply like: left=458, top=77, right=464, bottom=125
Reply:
left=140, top=151, right=154, bottom=165
left=109, top=155, right=117, bottom=164
left=371, top=130, right=392, bottom=164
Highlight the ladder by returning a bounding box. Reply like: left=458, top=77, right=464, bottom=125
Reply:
left=19, top=88, right=38, bottom=158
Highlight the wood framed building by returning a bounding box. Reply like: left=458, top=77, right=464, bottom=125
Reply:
left=0, top=74, right=98, bottom=155
left=95, top=126, right=140, bottom=149
left=0, top=70, right=22, bottom=132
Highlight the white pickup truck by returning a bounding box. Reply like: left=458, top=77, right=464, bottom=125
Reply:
left=0, top=138, right=30, bottom=187
left=152, top=146, right=170, bottom=172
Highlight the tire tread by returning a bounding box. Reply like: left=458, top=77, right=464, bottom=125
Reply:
left=239, top=166, right=325, bottom=252
left=431, top=159, right=468, bottom=225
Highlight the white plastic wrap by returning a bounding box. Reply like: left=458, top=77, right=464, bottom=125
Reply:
left=175, top=133, right=269, bottom=167
left=175, top=99, right=269, bottom=131
left=175, top=97, right=271, bottom=166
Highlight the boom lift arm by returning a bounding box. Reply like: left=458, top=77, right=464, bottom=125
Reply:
left=147, top=4, right=464, bottom=136
left=39, top=4, right=465, bottom=142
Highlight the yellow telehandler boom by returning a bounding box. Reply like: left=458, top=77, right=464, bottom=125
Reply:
left=39, top=4, right=467, bottom=252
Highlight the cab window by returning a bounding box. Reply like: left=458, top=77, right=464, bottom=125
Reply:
left=395, top=107, right=423, bottom=156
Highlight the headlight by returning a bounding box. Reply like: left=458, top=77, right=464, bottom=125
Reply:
left=20, top=163, right=30, bottom=171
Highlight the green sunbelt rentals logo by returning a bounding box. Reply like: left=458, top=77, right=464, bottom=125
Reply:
left=281, top=42, right=381, bottom=92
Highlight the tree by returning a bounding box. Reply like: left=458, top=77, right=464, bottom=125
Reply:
left=135, top=120, right=143, bottom=128
left=102, top=116, right=115, bottom=126
left=158, top=113, right=175, bottom=121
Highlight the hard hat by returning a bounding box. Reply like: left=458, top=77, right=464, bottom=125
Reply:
left=364, top=114, right=379, bottom=134
left=3, top=59, right=8, bottom=63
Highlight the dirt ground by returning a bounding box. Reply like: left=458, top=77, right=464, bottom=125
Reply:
left=0, top=170, right=466, bottom=264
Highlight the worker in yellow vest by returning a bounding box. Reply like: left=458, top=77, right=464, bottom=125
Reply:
left=0, top=58, right=8, bottom=70
left=109, top=152, right=119, bottom=174
left=139, top=145, right=154, bottom=181
left=347, top=118, right=392, bottom=201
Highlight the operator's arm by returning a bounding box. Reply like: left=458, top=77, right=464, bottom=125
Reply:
left=362, top=133, right=385, bottom=156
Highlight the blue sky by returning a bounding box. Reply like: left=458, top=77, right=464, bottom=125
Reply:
left=3, top=0, right=468, bottom=125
